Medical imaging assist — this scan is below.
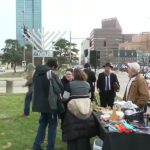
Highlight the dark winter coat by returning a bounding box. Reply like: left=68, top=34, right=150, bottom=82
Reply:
left=84, top=69, right=96, bottom=92
left=60, top=77, right=71, bottom=123
left=97, top=72, right=120, bottom=95
left=32, top=65, right=63, bottom=113
left=62, top=80, right=98, bottom=141
left=61, top=77, right=70, bottom=92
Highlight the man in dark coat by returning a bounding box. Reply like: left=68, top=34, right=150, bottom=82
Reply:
left=32, top=59, right=63, bottom=150
left=97, top=62, right=120, bottom=107
left=84, top=63, right=96, bottom=101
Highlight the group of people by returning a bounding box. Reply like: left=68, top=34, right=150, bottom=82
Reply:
left=97, top=62, right=149, bottom=109
left=23, top=58, right=149, bottom=150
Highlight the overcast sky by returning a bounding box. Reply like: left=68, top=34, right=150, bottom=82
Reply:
left=0, top=0, right=150, bottom=49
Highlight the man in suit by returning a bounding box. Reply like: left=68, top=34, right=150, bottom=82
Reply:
left=97, top=63, right=120, bottom=107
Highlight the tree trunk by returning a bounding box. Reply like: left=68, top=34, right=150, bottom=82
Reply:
left=7, top=63, right=9, bottom=69
left=14, top=63, right=16, bottom=73
left=60, top=49, right=63, bottom=56
left=11, top=63, right=13, bottom=69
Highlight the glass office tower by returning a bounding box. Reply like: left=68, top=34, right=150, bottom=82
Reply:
left=16, top=0, right=41, bottom=45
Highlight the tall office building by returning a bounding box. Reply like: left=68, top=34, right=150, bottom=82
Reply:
left=16, top=0, right=42, bottom=46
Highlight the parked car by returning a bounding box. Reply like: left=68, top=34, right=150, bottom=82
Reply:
left=144, top=71, right=150, bottom=107
left=144, top=71, right=150, bottom=91
left=114, top=63, right=128, bottom=72
left=0, top=67, right=6, bottom=72
left=141, top=66, right=150, bottom=74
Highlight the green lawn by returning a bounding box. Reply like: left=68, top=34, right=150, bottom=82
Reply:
left=0, top=72, right=27, bottom=78
left=0, top=94, right=66, bottom=150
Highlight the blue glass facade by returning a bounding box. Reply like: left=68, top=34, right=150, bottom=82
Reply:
left=16, top=0, right=41, bottom=46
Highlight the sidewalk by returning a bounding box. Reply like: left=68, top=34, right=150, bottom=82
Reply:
left=117, top=92, right=124, bottom=99
left=0, top=77, right=25, bottom=81
left=0, top=77, right=27, bottom=94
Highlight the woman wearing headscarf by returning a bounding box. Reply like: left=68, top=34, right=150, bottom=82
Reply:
left=123, top=62, right=149, bottom=108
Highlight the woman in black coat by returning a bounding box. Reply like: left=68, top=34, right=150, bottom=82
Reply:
left=61, top=68, right=73, bottom=92
left=62, top=69, right=98, bottom=150
left=61, top=69, right=73, bottom=121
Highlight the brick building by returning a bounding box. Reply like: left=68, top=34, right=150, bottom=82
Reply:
left=89, top=17, right=122, bottom=66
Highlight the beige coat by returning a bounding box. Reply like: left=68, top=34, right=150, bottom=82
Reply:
left=123, top=74, right=149, bottom=108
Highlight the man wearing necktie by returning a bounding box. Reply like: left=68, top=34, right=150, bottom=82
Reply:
left=97, top=63, right=120, bottom=107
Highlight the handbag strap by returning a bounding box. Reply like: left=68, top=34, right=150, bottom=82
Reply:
left=47, top=70, right=52, bottom=80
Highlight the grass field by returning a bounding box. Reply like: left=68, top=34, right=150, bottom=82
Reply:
left=0, top=94, right=66, bottom=150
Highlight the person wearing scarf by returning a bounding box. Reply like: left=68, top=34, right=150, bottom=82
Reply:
left=123, top=62, right=149, bottom=109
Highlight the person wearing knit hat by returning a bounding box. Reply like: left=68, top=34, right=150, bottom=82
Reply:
left=84, top=63, right=96, bottom=101
left=123, top=62, right=149, bottom=108
left=127, top=62, right=140, bottom=75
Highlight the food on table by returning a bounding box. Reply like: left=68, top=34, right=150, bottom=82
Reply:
left=94, top=105, right=112, bottom=112
left=95, top=105, right=124, bottom=121
left=101, top=114, right=111, bottom=121
left=116, top=111, right=124, bottom=119
left=110, top=110, right=120, bottom=121
left=110, top=106, right=124, bottom=121
left=94, top=106, right=104, bottom=112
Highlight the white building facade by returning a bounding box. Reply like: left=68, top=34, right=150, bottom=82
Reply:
left=80, top=39, right=90, bottom=65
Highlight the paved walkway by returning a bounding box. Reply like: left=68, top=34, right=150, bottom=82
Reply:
left=0, top=78, right=27, bottom=93
left=0, top=71, right=128, bottom=96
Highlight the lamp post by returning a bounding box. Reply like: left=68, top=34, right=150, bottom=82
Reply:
left=69, top=33, right=106, bottom=68
left=117, top=49, right=120, bottom=71
left=69, top=31, right=72, bottom=64
left=23, top=46, right=27, bottom=61
left=22, top=5, right=26, bottom=68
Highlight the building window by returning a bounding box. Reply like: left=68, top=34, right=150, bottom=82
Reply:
left=131, top=52, right=134, bottom=56
left=125, top=52, right=127, bottom=57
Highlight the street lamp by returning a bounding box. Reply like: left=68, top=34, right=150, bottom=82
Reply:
left=70, top=32, right=106, bottom=68
left=23, top=46, right=27, bottom=61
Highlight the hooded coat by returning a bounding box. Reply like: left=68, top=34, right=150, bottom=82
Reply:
left=62, top=80, right=98, bottom=141
left=32, top=65, right=63, bottom=113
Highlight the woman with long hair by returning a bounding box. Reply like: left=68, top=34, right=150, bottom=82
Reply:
left=62, top=68, right=97, bottom=150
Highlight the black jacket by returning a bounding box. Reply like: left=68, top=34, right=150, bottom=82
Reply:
left=62, top=110, right=98, bottom=141
left=62, top=80, right=98, bottom=141
left=61, top=77, right=70, bottom=92
left=32, top=65, right=63, bottom=113
left=84, top=69, right=96, bottom=92
left=97, top=72, right=119, bottom=93
left=61, top=77, right=71, bottom=113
